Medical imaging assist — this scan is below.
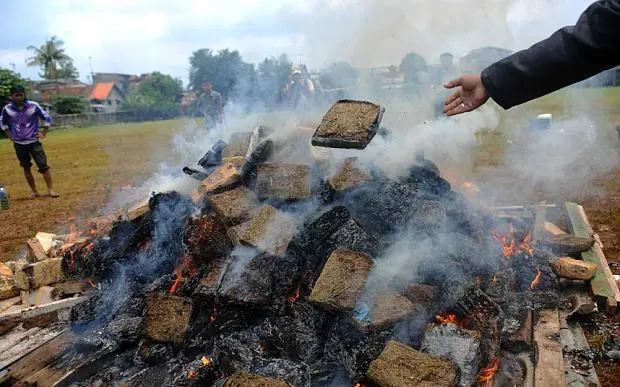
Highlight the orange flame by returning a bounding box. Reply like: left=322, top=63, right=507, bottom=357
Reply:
left=188, top=356, right=212, bottom=379
left=287, top=285, right=301, bottom=303
left=530, top=265, right=542, bottom=290
left=87, top=279, right=97, bottom=289
left=169, top=269, right=183, bottom=293
left=354, top=384, right=362, bottom=387
left=477, top=358, right=500, bottom=386
left=436, top=313, right=459, bottom=325
left=491, top=225, right=534, bottom=259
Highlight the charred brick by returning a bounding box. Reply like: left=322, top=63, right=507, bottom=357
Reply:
left=292, top=206, right=351, bottom=255
left=421, top=324, right=483, bottom=386
left=198, top=140, right=227, bottom=168
left=105, top=316, right=143, bottom=345
left=183, top=215, right=233, bottom=265
left=320, top=219, right=379, bottom=258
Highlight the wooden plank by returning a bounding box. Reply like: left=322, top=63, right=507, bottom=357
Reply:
left=544, top=221, right=566, bottom=236
left=533, top=309, right=565, bottom=387
left=0, top=297, right=86, bottom=328
left=565, top=202, right=620, bottom=314
left=0, top=327, right=41, bottom=355
left=559, top=311, right=601, bottom=387
left=0, top=329, right=75, bottom=385
left=0, top=296, right=20, bottom=313
left=533, top=204, right=547, bottom=243
left=0, top=327, right=64, bottom=371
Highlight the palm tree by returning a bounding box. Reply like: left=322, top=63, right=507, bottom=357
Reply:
left=26, top=36, right=72, bottom=79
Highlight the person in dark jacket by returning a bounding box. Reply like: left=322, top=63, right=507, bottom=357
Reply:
left=443, top=0, right=620, bottom=116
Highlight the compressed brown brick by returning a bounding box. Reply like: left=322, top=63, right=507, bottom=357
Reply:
left=193, top=162, right=241, bottom=201
left=208, top=186, right=260, bottom=225
left=254, top=164, right=311, bottom=201
left=238, top=205, right=297, bottom=256
left=184, top=216, right=233, bottom=264
left=551, top=257, right=597, bottom=280
left=144, top=292, right=192, bottom=344
left=368, top=341, right=459, bottom=387
left=222, top=132, right=253, bottom=158
left=224, top=372, right=292, bottom=387
left=312, top=100, right=383, bottom=149
left=328, top=157, right=370, bottom=192
left=309, top=249, right=373, bottom=311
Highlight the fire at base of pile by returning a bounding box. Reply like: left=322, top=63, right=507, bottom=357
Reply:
left=48, top=118, right=565, bottom=387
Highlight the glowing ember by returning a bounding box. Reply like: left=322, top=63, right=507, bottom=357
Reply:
left=209, top=305, right=218, bottom=323
left=477, top=358, right=500, bottom=386
left=287, top=285, right=301, bottom=303
left=491, top=275, right=497, bottom=283
left=435, top=313, right=459, bottom=325
left=169, top=269, right=183, bottom=293
left=258, top=343, right=264, bottom=354
left=530, top=265, right=542, bottom=290
left=188, top=356, right=212, bottom=379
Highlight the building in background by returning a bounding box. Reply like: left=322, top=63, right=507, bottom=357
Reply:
left=89, top=82, right=125, bottom=113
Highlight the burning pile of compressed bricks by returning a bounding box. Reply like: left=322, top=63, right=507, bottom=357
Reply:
left=0, top=99, right=615, bottom=387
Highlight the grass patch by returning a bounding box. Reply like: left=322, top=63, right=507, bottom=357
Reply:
left=0, top=119, right=188, bottom=260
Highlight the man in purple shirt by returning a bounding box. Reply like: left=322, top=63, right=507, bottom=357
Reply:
left=1, top=86, right=59, bottom=199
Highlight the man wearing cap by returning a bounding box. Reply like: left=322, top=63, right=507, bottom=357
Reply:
left=197, top=80, right=224, bottom=132
left=1, top=85, right=59, bottom=199
left=284, top=68, right=315, bottom=110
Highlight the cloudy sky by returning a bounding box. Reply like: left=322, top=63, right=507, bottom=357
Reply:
left=1, top=0, right=592, bottom=86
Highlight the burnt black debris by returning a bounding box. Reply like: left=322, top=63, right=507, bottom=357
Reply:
left=49, top=121, right=571, bottom=387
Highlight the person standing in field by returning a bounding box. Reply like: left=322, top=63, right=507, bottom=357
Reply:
left=443, top=0, right=620, bottom=117
left=197, top=80, right=224, bottom=132
left=1, top=85, right=59, bottom=199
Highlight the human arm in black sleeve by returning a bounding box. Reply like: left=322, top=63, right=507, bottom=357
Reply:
left=482, top=0, right=620, bottom=109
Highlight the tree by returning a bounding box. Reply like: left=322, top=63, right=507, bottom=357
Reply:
left=121, top=71, right=184, bottom=119
left=256, top=54, right=293, bottom=109
left=400, top=52, right=427, bottom=83
left=26, top=36, right=73, bottom=79
left=188, top=48, right=256, bottom=101
left=0, top=68, right=28, bottom=107
left=56, top=61, right=80, bottom=80
left=319, top=62, right=358, bottom=89
left=52, top=95, right=87, bottom=114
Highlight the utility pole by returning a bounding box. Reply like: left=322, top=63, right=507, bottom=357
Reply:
left=88, top=56, right=94, bottom=83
